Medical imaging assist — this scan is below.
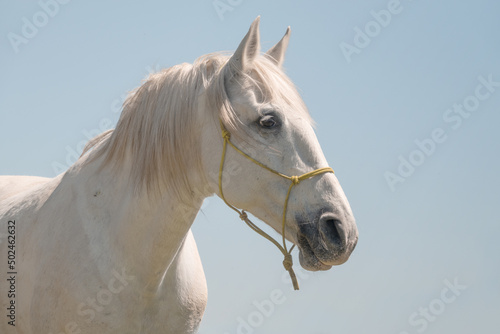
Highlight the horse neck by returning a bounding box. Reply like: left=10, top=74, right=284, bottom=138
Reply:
left=71, top=153, right=207, bottom=292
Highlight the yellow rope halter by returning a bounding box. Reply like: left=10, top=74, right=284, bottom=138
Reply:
left=218, top=121, right=334, bottom=290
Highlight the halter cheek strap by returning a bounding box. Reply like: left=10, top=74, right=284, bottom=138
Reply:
left=218, top=121, right=334, bottom=290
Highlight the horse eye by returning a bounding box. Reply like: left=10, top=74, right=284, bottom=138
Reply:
left=259, top=115, right=277, bottom=129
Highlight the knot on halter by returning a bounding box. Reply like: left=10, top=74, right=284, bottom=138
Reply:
left=291, top=176, right=300, bottom=185
left=282, top=253, right=293, bottom=271
left=222, top=129, right=231, bottom=140
left=239, top=211, right=248, bottom=221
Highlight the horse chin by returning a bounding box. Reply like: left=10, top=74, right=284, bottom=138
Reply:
left=297, top=239, right=333, bottom=272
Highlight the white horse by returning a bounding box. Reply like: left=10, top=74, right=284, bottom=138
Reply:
left=0, top=17, right=358, bottom=334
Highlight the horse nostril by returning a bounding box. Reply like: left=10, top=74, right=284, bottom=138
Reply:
left=320, top=216, right=346, bottom=246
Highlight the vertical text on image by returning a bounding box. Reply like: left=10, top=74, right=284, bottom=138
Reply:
left=6, top=220, right=17, bottom=327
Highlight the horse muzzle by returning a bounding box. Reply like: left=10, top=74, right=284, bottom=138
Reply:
left=296, top=211, right=358, bottom=271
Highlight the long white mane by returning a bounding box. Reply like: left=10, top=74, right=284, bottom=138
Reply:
left=83, top=52, right=311, bottom=201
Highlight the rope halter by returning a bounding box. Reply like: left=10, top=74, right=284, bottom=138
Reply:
left=218, top=121, right=334, bottom=290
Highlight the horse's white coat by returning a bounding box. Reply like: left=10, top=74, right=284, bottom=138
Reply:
left=0, top=17, right=357, bottom=333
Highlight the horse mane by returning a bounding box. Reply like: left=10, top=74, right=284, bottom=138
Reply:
left=82, top=52, right=311, bottom=202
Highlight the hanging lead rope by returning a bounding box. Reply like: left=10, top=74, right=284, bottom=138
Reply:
left=218, top=121, right=334, bottom=290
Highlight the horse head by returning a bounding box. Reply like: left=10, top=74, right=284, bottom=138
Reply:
left=201, top=17, right=358, bottom=274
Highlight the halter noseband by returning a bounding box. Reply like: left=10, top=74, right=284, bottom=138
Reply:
left=218, top=121, right=334, bottom=290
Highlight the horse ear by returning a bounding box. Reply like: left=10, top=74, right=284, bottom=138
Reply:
left=226, top=16, right=261, bottom=74
left=265, top=26, right=290, bottom=68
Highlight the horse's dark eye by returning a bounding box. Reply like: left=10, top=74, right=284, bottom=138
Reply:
left=259, top=115, right=277, bottom=129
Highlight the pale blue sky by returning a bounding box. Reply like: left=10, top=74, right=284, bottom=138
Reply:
left=1, top=1, right=499, bottom=333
